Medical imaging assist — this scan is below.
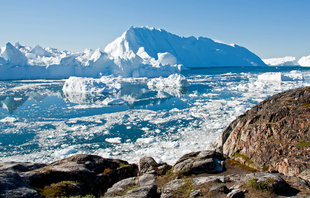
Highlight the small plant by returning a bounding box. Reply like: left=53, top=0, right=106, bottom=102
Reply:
left=38, top=180, right=80, bottom=197
left=226, top=159, right=257, bottom=172
left=124, top=185, right=140, bottom=195
left=262, top=165, right=270, bottom=171
left=298, top=140, right=310, bottom=147
left=245, top=177, right=277, bottom=193
left=302, top=102, right=310, bottom=107
left=103, top=168, right=111, bottom=174
left=171, top=178, right=194, bottom=197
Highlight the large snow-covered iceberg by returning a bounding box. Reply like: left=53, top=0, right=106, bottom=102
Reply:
left=0, top=26, right=267, bottom=80
left=105, top=26, right=266, bottom=67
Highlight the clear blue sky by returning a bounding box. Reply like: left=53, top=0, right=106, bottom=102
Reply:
left=1, top=0, right=309, bottom=58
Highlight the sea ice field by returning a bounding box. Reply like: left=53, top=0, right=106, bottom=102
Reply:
left=1, top=66, right=310, bottom=164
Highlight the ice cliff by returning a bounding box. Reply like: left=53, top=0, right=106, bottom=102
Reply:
left=0, top=26, right=267, bottom=80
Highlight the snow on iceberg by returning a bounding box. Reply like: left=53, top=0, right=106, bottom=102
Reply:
left=258, top=71, right=304, bottom=82
left=263, top=56, right=299, bottom=66
left=62, top=76, right=121, bottom=94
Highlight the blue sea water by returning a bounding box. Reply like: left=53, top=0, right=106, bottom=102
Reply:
left=0, top=66, right=310, bottom=164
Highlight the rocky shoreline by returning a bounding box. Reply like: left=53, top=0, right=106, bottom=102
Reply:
left=1, top=86, right=310, bottom=198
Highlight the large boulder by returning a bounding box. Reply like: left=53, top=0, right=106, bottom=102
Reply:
left=218, top=86, right=310, bottom=177
left=0, top=162, right=46, bottom=198
left=24, top=154, right=138, bottom=196
left=173, top=150, right=225, bottom=175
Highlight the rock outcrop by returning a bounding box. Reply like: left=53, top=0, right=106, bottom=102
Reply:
left=218, top=86, right=310, bottom=178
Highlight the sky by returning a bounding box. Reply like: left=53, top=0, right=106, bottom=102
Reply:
left=0, top=0, right=309, bottom=59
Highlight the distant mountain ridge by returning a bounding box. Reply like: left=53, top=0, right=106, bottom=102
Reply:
left=0, top=26, right=268, bottom=80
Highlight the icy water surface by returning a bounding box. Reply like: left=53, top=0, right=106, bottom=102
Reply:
left=1, top=66, right=310, bottom=164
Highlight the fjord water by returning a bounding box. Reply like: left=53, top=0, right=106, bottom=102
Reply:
left=1, top=66, right=310, bottom=164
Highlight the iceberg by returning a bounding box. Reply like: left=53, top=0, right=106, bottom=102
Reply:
left=147, top=74, right=189, bottom=97
left=62, top=76, right=121, bottom=94
left=105, top=26, right=266, bottom=68
left=257, top=71, right=304, bottom=82
left=263, top=56, right=299, bottom=66
left=298, top=55, right=310, bottom=67
left=0, top=26, right=267, bottom=80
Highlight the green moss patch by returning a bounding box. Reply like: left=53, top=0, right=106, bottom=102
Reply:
left=37, top=180, right=81, bottom=197
left=124, top=185, right=140, bottom=195
left=227, top=159, right=257, bottom=172
left=171, top=178, right=194, bottom=197
left=298, top=140, right=310, bottom=148
left=244, top=177, right=277, bottom=193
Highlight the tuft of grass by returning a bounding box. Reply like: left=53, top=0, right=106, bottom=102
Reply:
left=118, top=161, right=130, bottom=168
left=244, top=177, right=277, bottom=193
left=302, top=102, right=310, bottom=107
left=171, top=178, right=194, bottom=198
left=227, top=159, right=257, bottom=172
left=37, top=181, right=80, bottom=197
left=232, top=152, right=258, bottom=169
left=298, top=140, right=310, bottom=148
left=262, top=165, right=270, bottom=171
left=124, top=185, right=140, bottom=195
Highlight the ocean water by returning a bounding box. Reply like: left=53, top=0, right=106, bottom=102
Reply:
left=0, top=66, right=310, bottom=164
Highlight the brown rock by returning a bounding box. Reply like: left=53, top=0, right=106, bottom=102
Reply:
left=218, top=86, right=310, bottom=178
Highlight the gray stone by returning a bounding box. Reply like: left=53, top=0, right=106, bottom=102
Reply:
left=0, top=171, right=41, bottom=198
left=161, top=179, right=186, bottom=193
left=137, top=174, right=156, bottom=186
left=227, top=189, right=244, bottom=198
left=209, top=185, right=230, bottom=194
left=173, top=150, right=225, bottom=175
left=139, top=157, right=158, bottom=175
left=125, top=185, right=158, bottom=198
left=104, top=177, right=136, bottom=196
left=191, top=176, right=225, bottom=186
left=189, top=189, right=201, bottom=198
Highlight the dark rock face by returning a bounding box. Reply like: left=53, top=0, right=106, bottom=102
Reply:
left=0, top=171, right=42, bottom=198
left=25, top=154, right=138, bottom=196
left=0, top=162, right=46, bottom=198
left=219, top=86, right=310, bottom=178
left=173, top=150, right=225, bottom=175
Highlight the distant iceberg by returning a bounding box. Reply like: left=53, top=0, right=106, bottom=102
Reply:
left=263, top=56, right=299, bottom=66
left=299, top=55, right=310, bottom=67
left=0, top=26, right=267, bottom=80
left=258, top=70, right=304, bottom=82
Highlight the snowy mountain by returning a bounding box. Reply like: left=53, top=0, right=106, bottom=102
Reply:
left=0, top=26, right=268, bottom=80
left=105, top=26, right=266, bottom=67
